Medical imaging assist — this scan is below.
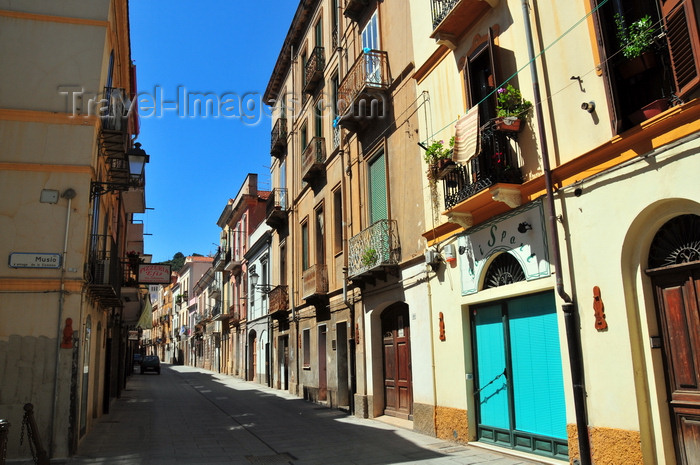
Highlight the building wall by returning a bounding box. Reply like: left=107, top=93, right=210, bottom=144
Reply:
left=0, top=0, right=134, bottom=459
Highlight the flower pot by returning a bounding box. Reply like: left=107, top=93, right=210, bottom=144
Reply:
left=618, top=51, right=658, bottom=79
left=493, top=117, right=523, bottom=133
left=436, top=159, right=456, bottom=179
left=629, top=98, right=669, bottom=125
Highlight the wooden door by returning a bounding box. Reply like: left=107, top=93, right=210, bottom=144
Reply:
left=651, top=263, right=700, bottom=465
left=382, top=303, right=413, bottom=419
left=319, top=326, right=327, bottom=401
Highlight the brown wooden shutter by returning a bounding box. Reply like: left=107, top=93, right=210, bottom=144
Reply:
left=661, top=0, right=700, bottom=97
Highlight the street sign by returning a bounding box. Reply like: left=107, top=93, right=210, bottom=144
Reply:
left=9, top=252, right=61, bottom=269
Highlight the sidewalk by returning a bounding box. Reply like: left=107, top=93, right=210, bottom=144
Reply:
left=61, top=364, right=556, bottom=465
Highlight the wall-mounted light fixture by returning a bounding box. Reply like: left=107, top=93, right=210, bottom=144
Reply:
left=518, top=222, right=533, bottom=234
left=581, top=101, right=595, bottom=113
left=90, top=142, right=150, bottom=199
left=250, top=271, right=272, bottom=294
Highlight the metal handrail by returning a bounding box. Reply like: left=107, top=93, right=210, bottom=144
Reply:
left=431, top=0, right=460, bottom=29
left=348, top=219, right=400, bottom=278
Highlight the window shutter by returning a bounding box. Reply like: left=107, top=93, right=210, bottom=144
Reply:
left=661, top=0, right=700, bottom=97
left=368, top=151, right=388, bottom=224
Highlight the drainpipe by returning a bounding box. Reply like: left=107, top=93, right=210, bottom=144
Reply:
left=50, top=188, right=76, bottom=457
left=521, top=2, right=591, bottom=464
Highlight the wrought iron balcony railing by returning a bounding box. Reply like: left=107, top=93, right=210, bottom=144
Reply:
left=270, top=117, right=287, bottom=158
left=441, top=123, right=523, bottom=210
left=213, top=247, right=226, bottom=271
left=303, top=46, right=325, bottom=94
left=301, top=137, right=326, bottom=182
left=265, top=188, right=289, bottom=230
left=431, top=0, right=459, bottom=29
left=86, top=234, right=122, bottom=307
left=348, top=219, right=400, bottom=279
left=268, top=285, right=289, bottom=315
left=337, top=50, right=390, bottom=128
left=302, top=264, right=328, bottom=300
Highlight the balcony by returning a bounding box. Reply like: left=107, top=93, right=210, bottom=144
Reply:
left=302, top=264, right=328, bottom=300
left=337, top=50, right=391, bottom=131
left=268, top=285, right=289, bottom=316
left=229, top=304, right=241, bottom=325
left=86, top=234, right=122, bottom=307
left=344, top=0, right=370, bottom=21
left=270, top=118, right=288, bottom=159
left=430, top=0, right=497, bottom=48
left=122, top=187, right=145, bottom=213
left=348, top=219, right=400, bottom=280
left=301, top=137, right=326, bottom=183
left=224, top=249, right=242, bottom=276
left=265, top=188, right=289, bottom=230
left=303, top=46, right=326, bottom=94
left=442, top=124, right=523, bottom=210
left=213, top=248, right=226, bottom=271
left=98, top=87, right=130, bottom=180
left=209, top=284, right=221, bottom=299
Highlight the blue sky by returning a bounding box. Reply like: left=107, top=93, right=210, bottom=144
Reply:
left=129, top=1, right=298, bottom=263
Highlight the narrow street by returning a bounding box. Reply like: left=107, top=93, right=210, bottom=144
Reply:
left=65, top=364, right=546, bottom=465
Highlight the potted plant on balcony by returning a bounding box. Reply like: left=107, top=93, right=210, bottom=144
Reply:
left=495, top=84, right=532, bottom=132
left=424, top=137, right=455, bottom=180
left=361, top=248, right=379, bottom=268
left=126, top=250, right=142, bottom=269
left=614, top=14, right=658, bottom=79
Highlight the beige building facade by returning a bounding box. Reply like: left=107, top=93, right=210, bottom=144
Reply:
left=0, top=0, right=151, bottom=460
left=411, top=0, right=700, bottom=464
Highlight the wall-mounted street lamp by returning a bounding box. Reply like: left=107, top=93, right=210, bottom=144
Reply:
left=249, top=271, right=272, bottom=294
left=90, top=142, right=150, bottom=199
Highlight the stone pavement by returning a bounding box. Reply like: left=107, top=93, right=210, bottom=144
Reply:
left=61, top=364, right=555, bottom=465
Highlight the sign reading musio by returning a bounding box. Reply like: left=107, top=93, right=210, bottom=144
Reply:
left=9, top=253, right=61, bottom=269
left=137, top=264, right=171, bottom=284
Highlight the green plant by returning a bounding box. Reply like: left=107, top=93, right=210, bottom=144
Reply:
left=423, top=137, right=455, bottom=164
left=615, top=14, right=654, bottom=59
left=361, top=248, right=378, bottom=267
left=496, top=84, right=532, bottom=119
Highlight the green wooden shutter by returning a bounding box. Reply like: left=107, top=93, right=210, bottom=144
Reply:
left=368, top=151, right=387, bottom=224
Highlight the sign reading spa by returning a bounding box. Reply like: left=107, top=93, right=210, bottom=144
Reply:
left=459, top=200, right=551, bottom=295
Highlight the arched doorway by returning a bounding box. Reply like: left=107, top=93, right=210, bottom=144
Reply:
left=647, top=214, right=700, bottom=465
left=248, top=330, right=257, bottom=382
left=471, top=253, right=567, bottom=459
left=381, top=302, right=412, bottom=419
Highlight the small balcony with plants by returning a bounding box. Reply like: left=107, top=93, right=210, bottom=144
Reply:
left=430, top=0, right=497, bottom=48
left=301, top=137, right=327, bottom=183
left=270, top=117, right=288, bottom=159
left=302, top=264, right=328, bottom=301
left=303, top=46, right=325, bottom=94
left=337, top=49, right=391, bottom=131
left=348, top=219, right=400, bottom=281
left=265, top=188, right=289, bottom=230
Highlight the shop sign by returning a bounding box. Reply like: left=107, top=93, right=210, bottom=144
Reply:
left=128, top=330, right=139, bottom=341
left=459, top=200, right=550, bottom=295
left=138, top=264, right=171, bottom=284
left=9, top=252, right=61, bottom=269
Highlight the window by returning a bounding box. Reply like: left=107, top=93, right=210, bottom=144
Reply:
left=463, top=28, right=498, bottom=125
left=303, top=328, right=311, bottom=369
left=368, top=149, right=388, bottom=224
left=333, top=187, right=343, bottom=254
left=362, top=10, right=380, bottom=51
left=301, top=122, right=308, bottom=151
left=315, top=205, right=325, bottom=265
left=280, top=241, right=287, bottom=286
left=332, top=0, right=339, bottom=47
left=592, top=0, right=699, bottom=132
left=315, top=100, right=323, bottom=138
left=315, top=18, right=323, bottom=48
left=301, top=220, right=309, bottom=271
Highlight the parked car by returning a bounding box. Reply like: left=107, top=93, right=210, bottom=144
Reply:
left=133, top=353, right=142, bottom=365
left=140, top=355, right=160, bottom=375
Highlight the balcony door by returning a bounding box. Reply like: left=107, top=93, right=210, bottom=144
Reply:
left=362, top=10, right=381, bottom=84
left=368, top=149, right=387, bottom=225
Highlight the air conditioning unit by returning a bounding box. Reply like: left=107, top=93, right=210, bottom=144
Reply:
left=94, top=260, right=110, bottom=284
